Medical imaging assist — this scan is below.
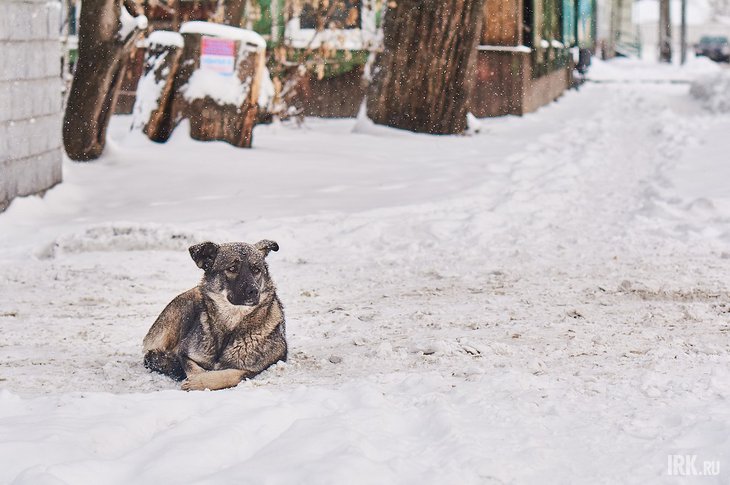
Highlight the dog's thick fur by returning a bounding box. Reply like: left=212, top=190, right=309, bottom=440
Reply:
left=143, top=240, right=286, bottom=391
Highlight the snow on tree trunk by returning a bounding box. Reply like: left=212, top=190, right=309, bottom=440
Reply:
left=63, top=0, right=146, bottom=161
left=132, top=32, right=184, bottom=142
left=169, top=23, right=266, bottom=148
left=365, top=0, right=484, bottom=135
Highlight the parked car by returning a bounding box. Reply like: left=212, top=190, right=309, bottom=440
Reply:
left=695, top=35, right=730, bottom=62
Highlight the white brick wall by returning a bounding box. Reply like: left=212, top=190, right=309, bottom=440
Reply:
left=0, top=0, right=63, bottom=211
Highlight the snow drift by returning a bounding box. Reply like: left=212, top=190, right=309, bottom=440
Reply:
left=690, top=70, right=730, bottom=113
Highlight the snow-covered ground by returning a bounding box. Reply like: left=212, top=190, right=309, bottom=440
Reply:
left=1, top=60, right=730, bottom=484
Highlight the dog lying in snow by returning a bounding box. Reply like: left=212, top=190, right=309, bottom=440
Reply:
left=143, top=240, right=286, bottom=391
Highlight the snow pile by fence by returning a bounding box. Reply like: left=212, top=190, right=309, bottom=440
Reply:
left=587, top=56, right=720, bottom=82
left=690, top=70, right=730, bottom=113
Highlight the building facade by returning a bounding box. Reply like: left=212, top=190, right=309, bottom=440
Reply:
left=1, top=0, right=63, bottom=211
left=470, top=0, right=595, bottom=117
left=597, top=0, right=638, bottom=58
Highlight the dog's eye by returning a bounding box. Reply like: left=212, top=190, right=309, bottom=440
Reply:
left=227, top=265, right=238, bottom=273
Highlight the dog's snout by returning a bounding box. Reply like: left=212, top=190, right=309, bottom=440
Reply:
left=244, top=286, right=258, bottom=300
left=237, top=282, right=260, bottom=306
left=227, top=283, right=260, bottom=306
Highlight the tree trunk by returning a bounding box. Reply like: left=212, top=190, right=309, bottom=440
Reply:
left=224, top=0, right=246, bottom=27
left=366, top=0, right=484, bottom=135
left=170, top=0, right=181, bottom=31
left=132, top=34, right=184, bottom=142
left=170, top=32, right=264, bottom=148
left=63, top=0, right=144, bottom=161
left=659, top=0, right=672, bottom=63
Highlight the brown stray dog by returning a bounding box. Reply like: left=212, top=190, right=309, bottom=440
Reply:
left=143, top=240, right=286, bottom=391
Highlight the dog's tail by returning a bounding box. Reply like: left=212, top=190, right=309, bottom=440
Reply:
left=144, top=350, right=186, bottom=381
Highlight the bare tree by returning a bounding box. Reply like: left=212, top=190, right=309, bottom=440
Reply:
left=63, top=0, right=146, bottom=161
left=659, top=0, right=672, bottom=63
left=366, top=0, right=484, bottom=135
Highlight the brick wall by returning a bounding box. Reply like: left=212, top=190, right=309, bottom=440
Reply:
left=0, top=0, right=63, bottom=211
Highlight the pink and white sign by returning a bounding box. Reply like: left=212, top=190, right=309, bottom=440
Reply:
left=200, top=36, right=235, bottom=75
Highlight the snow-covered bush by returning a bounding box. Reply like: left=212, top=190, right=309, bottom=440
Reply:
left=690, top=71, right=730, bottom=113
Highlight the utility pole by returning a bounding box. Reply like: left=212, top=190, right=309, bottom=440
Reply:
left=659, top=0, right=672, bottom=62
left=680, top=0, right=688, bottom=64
left=609, top=0, right=618, bottom=58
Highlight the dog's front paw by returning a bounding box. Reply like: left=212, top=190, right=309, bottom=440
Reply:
left=181, top=375, right=207, bottom=391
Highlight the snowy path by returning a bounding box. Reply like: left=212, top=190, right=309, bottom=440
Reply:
left=1, top=62, right=730, bottom=483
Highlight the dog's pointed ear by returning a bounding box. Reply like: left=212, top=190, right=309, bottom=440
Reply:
left=254, top=239, right=279, bottom=258
left=189, top=242, right=219, bottom=270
